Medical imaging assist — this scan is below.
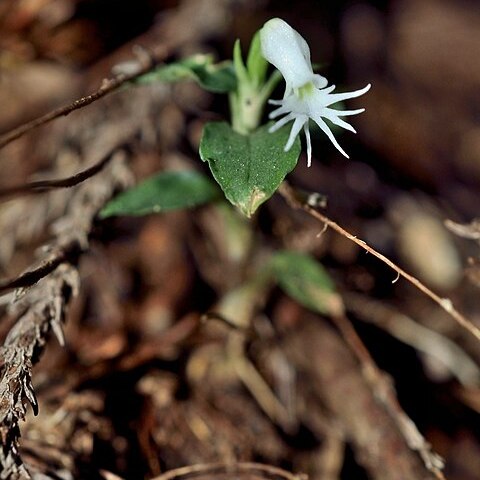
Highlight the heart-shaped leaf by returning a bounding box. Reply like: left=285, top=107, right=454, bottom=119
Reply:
left=199, top=122, right=300, bottom=217
left=100, top=170, right=220, bottom=218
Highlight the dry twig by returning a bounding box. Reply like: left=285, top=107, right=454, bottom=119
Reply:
left=0, top=51, right=167, bottom=151
left=279, top=182, right=480, bottom=343
left=344, top=292, right=480, bottom=386
left=278, top=183, right=466, bottom=478
left=149, top=461, right=307, bottom=480
left=0, top=249, right=72, bottom=294
left=0, top=148, right=130, bottom=293
left=0, top=149, right=121, bottom=202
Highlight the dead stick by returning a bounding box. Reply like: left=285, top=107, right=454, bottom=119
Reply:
left=0, top=148, right=120, bottom=201
left=0, top=45, right=169, bottom=150
left=0, top=250, right=69, bottom=293
left=151, top=462, right=306, bottom=480
left=279, top=182, right=480, bottom=343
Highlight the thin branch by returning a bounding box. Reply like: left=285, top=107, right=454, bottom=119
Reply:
left=279, top=182, right=480, bottom=344
left=150, top=462, right=307, bottom=480
left=344, top=292, right=480, bottom=386
left=0, top=149, right=125, bottom=292
left=0, top=249, right=70, bottom=294
left=0, top=46, right=169, bottom=150
left=0, top=149, right=120, bottom=201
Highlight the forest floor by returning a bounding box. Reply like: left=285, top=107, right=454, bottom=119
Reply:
left=1, top=0, right=480, bottom=479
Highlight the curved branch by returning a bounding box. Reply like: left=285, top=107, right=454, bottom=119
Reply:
left=0, top=253, right=65, bottom=294
left=151, top=462, right=306, bottom=480
left=0, top=149, right=119, bottom=201
left=0, top=46, right=169, bottom=150
left=279, top=182, right=480, bottom=344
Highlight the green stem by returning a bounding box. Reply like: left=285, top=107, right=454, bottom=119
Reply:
left=230, top=71, right=282, bottom=135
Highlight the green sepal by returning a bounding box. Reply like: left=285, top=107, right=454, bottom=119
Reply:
left=246, top=31, right=268, bottom=87
left=233, top=40, right=249, bottom=85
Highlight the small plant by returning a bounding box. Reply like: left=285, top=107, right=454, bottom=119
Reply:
left=101, top=18, right=370, bottom=219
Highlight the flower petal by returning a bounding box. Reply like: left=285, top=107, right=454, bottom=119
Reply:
left=324, top=83, right=371, bottom=106
left=284, top=116, right=306, bottom=151
left=293, top=28, right=311, bottom=64
left=312, top=74, right=328, bottom=89
left=269, top=103, right=291, bottom=119
left=260, top=18, right=317, bottom=92
left=269, top=112, right=295, bottom=133
left=327, top=107, right=365, bottom=117
left=320, top=84, right=337, bottom=95
left=312, top=115, right=349, bottom=158
left=261, top=18, right=371, bottom=163
left=304, top=84, right=336, bottom=109
left=304, top=123, right=312, bottom=167
left=322, top=112, right=356, bottom=133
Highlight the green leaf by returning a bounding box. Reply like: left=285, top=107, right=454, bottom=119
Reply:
left=189, top=60, right=237, bottom=93
left=246, top=31, right=268, bottom=87
left=271, top=251, right=343, bottom=316
left=136, top=54, right=236, bottom=93
left=99, top=170, right=221, bottom=218
left=199, top=122, right=301, bottom=217
left=137, top=63, right=191, bottom=84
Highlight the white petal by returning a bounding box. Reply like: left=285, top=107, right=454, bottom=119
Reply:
left=327, top=107, right=365, bottom=117
left=312, top=74, right=328, bottom=89
left=260, top=18, right=316, bottom=90
left=324, top=83, right=371, bottom=106
left=269, top=94, right=302, bottom=117
left=293, top=27, right=311, bottom=64
left=312, top=116, right=349, bottom=158
left=284, top=116, right=306, bottom=151
left=320, top=84, right=337, bottom=95
left=322, top=112, right=356, bottom=133
left=268, top=99, right=284, bottom=106
left=269, top=113, right=295, bottom=133
left=269, top=103, right=291, bottom=119
left=304, top=123, right=312, bottom=167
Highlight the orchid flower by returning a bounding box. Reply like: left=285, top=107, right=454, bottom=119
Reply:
left=260, top=18, right=371, bottom=167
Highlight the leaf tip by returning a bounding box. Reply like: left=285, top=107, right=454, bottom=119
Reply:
left=240, top=187, right=267, bottom=217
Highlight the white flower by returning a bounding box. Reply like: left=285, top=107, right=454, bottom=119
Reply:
left=260, top=18, right=371, bottom=167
